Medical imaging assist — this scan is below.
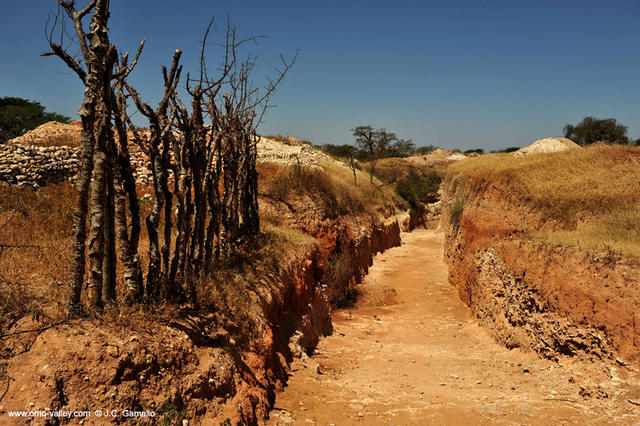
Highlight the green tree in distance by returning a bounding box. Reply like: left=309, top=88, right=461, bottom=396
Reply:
left=416, top=145, right=438, bottom=154
left=387, top=138, right=416, bottom=157
left=563, top=116, right=630, bottom=146
left=0, top=97, right=70, bottom=143
left=352, top=125, right=415, bottom=183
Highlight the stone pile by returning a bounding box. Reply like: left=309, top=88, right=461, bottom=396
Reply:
left=257, top=137, right=345, bottom=168
left=129, top=151, right=154, bottom=186
left=0, top=144, right=79, bottom=188
left=0, top=128, right=350, bottom=190
left=0, top=144, right=160, bottom=189
left=7, top=121, right=82, bottom=147
left=512, top=137, right=580, bottom=158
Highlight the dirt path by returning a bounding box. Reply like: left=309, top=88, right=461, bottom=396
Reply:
left=266, top=230, right=640, bottom=425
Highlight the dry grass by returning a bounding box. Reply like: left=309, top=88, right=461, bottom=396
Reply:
left=196, top=220, right=318, bottom=343
left=532, top=211, right=640, bottom=258
left=320, top=160, right=404, bottom=215
left=262, top=160, right=403, bottom=219
left=374, top=157, right=447, bottom=183
left=0, top=183, right=74, bottom=325
left=0, top=179, right=310, bottom=327
left=448, top=144, right=640, bottom=257
left=264, top=134, right=310, bottom=145
left=0, top=150, right=402, bottom=333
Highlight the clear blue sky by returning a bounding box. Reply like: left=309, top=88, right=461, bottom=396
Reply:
left=1, top=0, right=639, bottom=150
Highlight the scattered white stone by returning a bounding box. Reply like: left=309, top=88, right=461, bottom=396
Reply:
left=446, top=153, right=467, bottom=161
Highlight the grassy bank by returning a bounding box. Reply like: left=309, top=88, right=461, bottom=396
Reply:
left=0, top=156, right=405, bottom=327
left=447, top=144, right=640, bottom=257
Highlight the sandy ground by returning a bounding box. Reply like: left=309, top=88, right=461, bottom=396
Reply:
left=266, top=230, right=640, bottom=425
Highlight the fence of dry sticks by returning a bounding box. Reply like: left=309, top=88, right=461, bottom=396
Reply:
left=44, top=0, right=296, bottom=315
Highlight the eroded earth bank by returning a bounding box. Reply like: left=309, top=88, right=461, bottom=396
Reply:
left=267, top=230, right=640, bottom=425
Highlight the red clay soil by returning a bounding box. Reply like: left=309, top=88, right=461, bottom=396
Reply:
left=267, top=230, right=640, bottom=425
left=0, top=201, right=401, bottom=425
left=443, top=177, right=640, bottom=366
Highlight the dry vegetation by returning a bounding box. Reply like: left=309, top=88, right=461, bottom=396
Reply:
left=447, top=144, right=640, bottom=257
left=0, top=155, right=403, bottom=333
left=261, top=160, right=404, bottom=220
left=374, top=156, right=447, bottom=184
left=0, top=183, right=73, bottom=326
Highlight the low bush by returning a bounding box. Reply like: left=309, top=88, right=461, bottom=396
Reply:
left=395, top=169, right=441, bottom=209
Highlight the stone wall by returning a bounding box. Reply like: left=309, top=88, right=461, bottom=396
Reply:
left=0, top=143, right=157, bottom=189
left=0, top=144, right=79, bottom=188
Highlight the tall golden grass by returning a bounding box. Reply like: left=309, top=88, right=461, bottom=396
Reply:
left=448, top=144, right=640, bottom=256
left=262, top=160, right=404, bottom=218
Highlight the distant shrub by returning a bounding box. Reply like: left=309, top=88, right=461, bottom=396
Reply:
left=564, top=116, right=630, bottom=146
left=320, top=144, right=357, bottom=159
left=449, top=197, right=464, bottom=228
left=464, top=148, right=484, bottom=155
left=494, top=146, right=520, bottom=153
left=0, top=97, right=70, bottom=143
left=416, top=145, right=439, bottom=154
left=395, top=169, right=442, bottom=210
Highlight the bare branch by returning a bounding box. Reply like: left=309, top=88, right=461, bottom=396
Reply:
left=200, top=17, right=215, bottom=83
left=78, top=0, right=98, bottom=18
left=253, top=49, right=299, bottom=127
left=114, top=38, right=146, bottom=80
left=42, top=43, right=87, bottom=82
left=59, top=1, right=92, bottom=66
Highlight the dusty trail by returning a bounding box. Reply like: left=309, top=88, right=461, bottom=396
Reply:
left=267, top=230, right=640, bottom=425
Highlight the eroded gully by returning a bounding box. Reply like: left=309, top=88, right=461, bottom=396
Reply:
left=266, top=229, right=640, bottom=425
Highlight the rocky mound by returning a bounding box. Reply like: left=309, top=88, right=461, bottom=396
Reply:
left=1, top=122, right=349, bottom=188
left=7, top=121, right=343, bottom=168
left=0, top=143, right=154, bottom=189
left=404, top=148, right=467, bottom=166
left=446, top=153, right=467, bottom=161
left=7, top=120, right=82, bottom=147
left=257, top=137, right=344, bottom=168
left=513, top=137, right=580, bottom=158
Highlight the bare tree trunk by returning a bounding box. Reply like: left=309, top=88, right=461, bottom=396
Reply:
left=66, top=117, right=95, bottom=315
left=112, top=155, right=142, bottom=304
left=101, top=164, right=117, bottom=304
left=112, top=88, right=143, bottom=303
left=160, top=140, right=173, bottom=281
left=87, top=144, right=107, bottom=307
left=46, top=0, right=132, bottom=314
left=145, top=138, right=164, bottom=300
left=87, top=42, right=117, bottom=308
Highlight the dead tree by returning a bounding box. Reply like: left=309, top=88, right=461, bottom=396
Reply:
left=45, top=4, right=296, bottom=311
left=125, top=19, right=297, bottom=303
left=124, top=50, right=182, bottom=300
left=112, top=52, right=145, bottom=304
left=44, top=0, right=144, bottom=314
